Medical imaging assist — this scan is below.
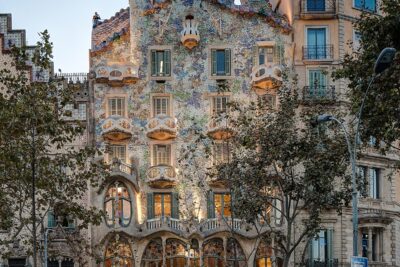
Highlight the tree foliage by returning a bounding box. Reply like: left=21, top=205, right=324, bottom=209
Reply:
left=0, top=31, right=106, bottom=263
left=334, top=0, right=400, bottom=147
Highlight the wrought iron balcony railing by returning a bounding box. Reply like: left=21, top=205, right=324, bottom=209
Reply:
left=300, top=0, right=336, bottom=18
left=302, top=85, right=336, bottom=102
left=302, top=45, right=333, bottom=60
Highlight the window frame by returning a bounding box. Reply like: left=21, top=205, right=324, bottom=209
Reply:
left=104, top=181, right=132, bottom=227
left=151, top=143, right=173, bottom=166
left=304, top=26, right=331, bottom=61
left=213, top=192, right=232, bottom=218
left=108, top=144, right=127, bottom=164
left=150, top=93, right=173, bottom=117
left=208, top=45, right=234, bottom=80
left=256, top=41, right=282, bottom=66
left=148, top=45, right=173, bottom=81
left=353, top=0, right=377, bottom=13
left=106, top=95, right=127, bottom=117
left=213, top=141, right=231, bottom=165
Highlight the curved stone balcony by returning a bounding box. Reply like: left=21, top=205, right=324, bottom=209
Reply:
left=207, top=118, right=233, bottom=140
left=94, top=65, right=139, bottom=86
left=146, top=115, right=177, bottom=140
left=180, top=19, right=200, bottom=49
left=146, top=165, right=177, bottom=188
left=251, top=64, right=283, bottom=95
left=101, top=116, right=133, bottom=141
left=109, top=158, right=139, bottom=192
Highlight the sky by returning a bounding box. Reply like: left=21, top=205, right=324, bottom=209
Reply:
left=1, top=0, right=128, bottom=73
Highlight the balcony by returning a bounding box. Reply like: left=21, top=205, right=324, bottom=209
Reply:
left=146, top=165, right=177, bottom=188
left=94, top=65, right=139, bottom=86
left=305, top=259, right=338, bottom=267
left=143, top=217, right=183, bottom=235
left=300, top=0, right=336, bottom=19
left=180, top=18, right=200, bottom=49
left=200, top=218, right=248, bottom=234
left=146, top=114, right=177, bottom=140
left=101, top=116, right=133, bottom=141
left=207, top=117, right=233, bottom=140
left=302, top=85, right=336, bottom=103
left=251, top=64, right=283, bottom=95
left=302, top=45, right=333, bottom=62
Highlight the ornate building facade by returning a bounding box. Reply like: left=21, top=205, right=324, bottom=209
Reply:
left=1, top=0, right=400, bottom=267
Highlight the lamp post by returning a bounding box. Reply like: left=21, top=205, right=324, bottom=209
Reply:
left=314, top=47, right=396, bottom=258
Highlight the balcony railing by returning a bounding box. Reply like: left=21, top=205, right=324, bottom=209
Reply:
left=302, top=45, right=333, bottom=60
left=306, top=259, right=339, bottom=267
left=200, top=218, right=246, bottom=232
left=300, top=0, right=336, bottom=18
left=250, top=64, right=283, bottom=94
left=146, top=165, right=177, bottom=188
left=55, top=73, right=88, bottom=83
left=145, top=217, right=183, bottom=231
left=146, top=114, right=177, bottom=140
left=110, top=158, right=135, bottom=176
left=101, top=115, right=133, bottom=141
left=302, top=85, right=336, bottom=102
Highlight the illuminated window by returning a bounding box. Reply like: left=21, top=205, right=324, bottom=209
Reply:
left=104, top=182, right=132, bottom=227
left=203, top=239, right=224, bottom=267
left=255, top=242, right=283, bottom=267
left=166, top=239, right=187, bottom=267
left=147, top=193, right=179, bottom=219
left=108, top=97, right=125, bottom=117
left=142, top=239, right=163, bottom=267
left=151, top=50, right=171, bottom=77
left=153, top=144, right=171, bottom=166
left=207, top=192, right=231, bottom=218
left=105, top=238, right=133, bottom=267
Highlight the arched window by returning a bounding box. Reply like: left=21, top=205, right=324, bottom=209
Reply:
left=166, top=239, right=186, bottom=267
left=227, top=238, right=246, bottom=267
left=255, top=241, right=283, bottom=267
left=203, top=238, right=224, bottom=267
left=105, top=238, right=133, bottom=267
left=142, top=239, right=163, bottom=267
left=104, top=182, right=132, bottom=227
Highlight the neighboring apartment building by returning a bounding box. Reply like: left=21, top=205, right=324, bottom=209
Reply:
left=1, top=0, right=400, bottom=267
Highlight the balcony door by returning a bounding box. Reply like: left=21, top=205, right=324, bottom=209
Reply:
left=307, top=28, right=327, bottom=59
left=308, top=70, right=327, bottom=97
left=307, top=0, right=325, bottom=11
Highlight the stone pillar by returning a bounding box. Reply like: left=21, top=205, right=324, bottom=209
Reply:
left=199, top=240, right=204, bottom=267
left=162, top=237, right=167, bottom=267
left=223, top=236, right=228, bottom=265
left=368, top=228, right=373, bottom=260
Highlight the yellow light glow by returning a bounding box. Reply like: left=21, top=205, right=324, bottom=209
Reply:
left=136, top=193, right=143, bottom=224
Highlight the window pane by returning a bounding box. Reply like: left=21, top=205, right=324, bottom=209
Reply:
left=154, top=194, right=162, bottom=217
left=108, top=98, right=125, bottom=116
left=214, top=194, right=223, bottom=216
left=157, top=51, right=165, bottom=75
left=122, top=199, right=131, bottom=220
left=223, top=194, right=231, bottom=217
left=216, top=50, right=226, bottom=75
left=110, top=145, right=126, bottom=163
left=153, top=97, right=170, bottom=116
left=164, top=194, right=172, bottom=217
left=154, top=145, right=171, bottom=165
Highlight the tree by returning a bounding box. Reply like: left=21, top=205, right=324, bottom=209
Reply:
left=334, top=0, right=400, bottom=148
left=179, top=76, right=352, bottom=267
left=0, top=31, right=106, bottom=266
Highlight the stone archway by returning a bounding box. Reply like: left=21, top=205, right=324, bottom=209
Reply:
left=104, top=235, right=134, bottom=267
left=203, top=238, right=224, bottom=267
left=254, top=241, right=282, bottom=267
left=227, top=238, right=246, bottom=267
left=165, top=239, right=186, bottom=267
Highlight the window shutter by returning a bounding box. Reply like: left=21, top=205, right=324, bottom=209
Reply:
left=212, top=49, right=217, bottom=76
left=225, top=49, right=231, bottom=76
left=171, top=192, right=179, bottom=219
left=151, top=50, right=156, bottom=76
left=327, top=229, right=333, bottom=262
left=207, top=191, right=215, bottom=218
left=376, top=169, right=380, bottom=199
left=48, top=211, right=55, bottom=228
left=164, top=50, right=171, bottom=76
left=147, top=193, right=154, bottom=219
left=308, top=237, right=314, bottom=262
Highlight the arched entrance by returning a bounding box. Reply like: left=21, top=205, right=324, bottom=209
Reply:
left=105, top=235, right=133, bottom=267
left=254, top=241, right=282, bottom=267
left=203, top=238, right=224, bottom=267
left=165, top=239, right=186, bottom=267
left=227, top=238, right=246, bottom=267
left=141, top=239, right=163, bottom=267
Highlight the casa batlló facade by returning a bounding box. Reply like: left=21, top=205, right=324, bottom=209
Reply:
left=1, top=0, right=400, bottom=266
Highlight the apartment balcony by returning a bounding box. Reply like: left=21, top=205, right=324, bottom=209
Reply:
left=146, top=114, right=177, bottom=140
left=180, top=18, right=200, bottom=49
left=302, top=85, right=336, bottom=103
left=302, top=45, right=334, bottom=62
left=207, top=118, right=233, bottom=140
left=305, top=259, right=339, bottom=267
left=300, top=0, right=336, bottom=19
left=101, top=115, right=133, bottom=141
left=94, top=65, right=139, bottom=86
left=199, top=218, right=248, bottom=234
left=250, top=64, right=283, bottom=95
left=146, top=165, right=177, bottom=188
left=144, top=217, right=183, bottom=234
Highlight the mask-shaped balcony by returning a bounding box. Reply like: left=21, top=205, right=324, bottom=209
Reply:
left=146, top=165, right=177, bottom=188
left=101, top=116, right=133, bottom=141
left=207, top=117, right=233, bottom=140
left=180, top=17, right=200, bottom=50
left=146, top=114, right=177, bottom=140
left=251, top=64, right=283, bottom=95
left=94, top=65, right=139, bottom=86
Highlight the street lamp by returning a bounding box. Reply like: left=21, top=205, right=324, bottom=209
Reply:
left=314, top=47, right=396, bottom=258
